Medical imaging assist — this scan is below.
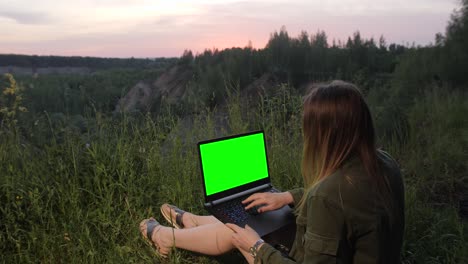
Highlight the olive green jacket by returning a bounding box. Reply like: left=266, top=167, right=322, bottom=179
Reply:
left=256, top=151, right=405, bottom=263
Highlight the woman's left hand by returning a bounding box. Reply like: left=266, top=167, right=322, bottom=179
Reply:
left=225, top=223, right=262, bottom=252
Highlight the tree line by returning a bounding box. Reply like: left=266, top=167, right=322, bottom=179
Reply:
left=0, top=54, right=177, bottom=69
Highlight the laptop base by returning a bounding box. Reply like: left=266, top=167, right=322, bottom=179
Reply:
left=207, top=203, right=295, bottom=237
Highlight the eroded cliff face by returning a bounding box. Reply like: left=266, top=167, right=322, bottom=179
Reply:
left=114, top=65, right=193, bottom=112
left=115, top=64, right=282, bottom=113
left=114, top=81, right=153, bottom=112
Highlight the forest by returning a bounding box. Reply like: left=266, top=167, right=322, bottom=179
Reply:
left=0, top=1, right=467, bottom=263
left=0, top=55, right=176, bottom=69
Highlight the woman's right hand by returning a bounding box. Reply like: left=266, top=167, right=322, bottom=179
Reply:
left=242, top=191, right=294, bottom=213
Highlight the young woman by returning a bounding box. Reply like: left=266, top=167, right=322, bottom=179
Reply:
left=139, top=80, right=405, bottom=263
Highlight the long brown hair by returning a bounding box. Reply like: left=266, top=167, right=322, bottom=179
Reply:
left=300, top=80, right=393, bottom=214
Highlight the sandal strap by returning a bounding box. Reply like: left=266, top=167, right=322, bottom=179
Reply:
left=146, top=219, right=160, bottom=241
left=168, top=205, right=186, bottom=228
left=174, top=208, right=186, bottom=228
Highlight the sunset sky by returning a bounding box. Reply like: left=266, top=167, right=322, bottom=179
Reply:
left=0, top=0, right=458, bottom=58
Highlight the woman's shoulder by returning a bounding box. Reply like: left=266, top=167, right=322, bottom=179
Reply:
left=376, top=150, right=400, bottom=171
left=305, top=168, right=353, bottom=206
left=376, top=149, right=405, bottom=196
left=306, top=150, right=402, bottom=209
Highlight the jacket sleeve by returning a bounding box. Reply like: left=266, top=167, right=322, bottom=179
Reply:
left=255, top=243, right=297, bottom=264
left=255, top=192, right=345, bottom=264
left=253, top=188, right=305, bottom=263
left=302, top=195, right=344, bottom=264
left=288, top=188, right=304, bottom=206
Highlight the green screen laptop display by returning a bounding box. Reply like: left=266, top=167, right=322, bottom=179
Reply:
left=199, top=132, right=269, bottom=196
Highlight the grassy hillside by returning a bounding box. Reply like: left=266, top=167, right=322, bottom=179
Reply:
left=1, top=2, right=468, bottom=261
left=0, top=74, right=467, bottom=263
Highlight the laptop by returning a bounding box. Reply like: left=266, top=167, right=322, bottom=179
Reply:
left=197, top=130, right=294, bottom=237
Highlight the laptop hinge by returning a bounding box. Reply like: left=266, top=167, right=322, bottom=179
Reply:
left=205, top=184, right=271, bottom=207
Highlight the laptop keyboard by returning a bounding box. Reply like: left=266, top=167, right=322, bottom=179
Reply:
left=211, top=189, right=278, bottom=225
left=212, top=197, right=249, bottom=224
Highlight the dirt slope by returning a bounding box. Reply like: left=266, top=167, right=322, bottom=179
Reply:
left=115, top=65, right=283, bottom=113
left=115, top=65, right=192, bottom=112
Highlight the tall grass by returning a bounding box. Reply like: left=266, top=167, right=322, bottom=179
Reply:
left=383, top=86, right=468, bottom=263
left=0, top=84, right=467, bottom=263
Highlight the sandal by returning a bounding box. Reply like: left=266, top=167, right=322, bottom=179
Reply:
left=160, top=204, right=186, bottom=229
left=141, top=218, right=167, bottom=258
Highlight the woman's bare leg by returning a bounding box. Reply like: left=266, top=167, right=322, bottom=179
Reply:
left=185, top=214, right=220, bottom=227
left=161, top=204, right=220, bottom=228
left=140, top=218, right=256, bottom=263
left=140, top=220, right=234, bottom=255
